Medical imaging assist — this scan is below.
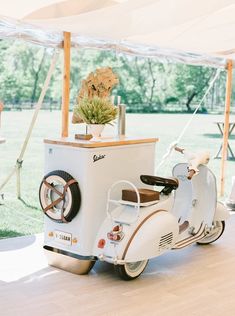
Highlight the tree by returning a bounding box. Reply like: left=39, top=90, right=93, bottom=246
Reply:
left=0, top=39, right=230, bottom=113
left=174, top=65, right=217, bottom=112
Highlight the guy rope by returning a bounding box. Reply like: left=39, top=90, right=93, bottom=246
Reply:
left=156, top=68, right=222, bottom=172
left=0, top=49, right=59, bottom=199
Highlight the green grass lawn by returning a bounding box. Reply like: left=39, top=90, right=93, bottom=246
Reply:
left=0, top=110, right=235, bottom=238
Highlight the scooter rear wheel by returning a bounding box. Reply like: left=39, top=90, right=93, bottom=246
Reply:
left=115, top=260, right=148, bottom=281
left=197, top=221, right=225, bottom=245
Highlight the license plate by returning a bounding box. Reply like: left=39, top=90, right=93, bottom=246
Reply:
left=54, top=230, right=72, bottom=246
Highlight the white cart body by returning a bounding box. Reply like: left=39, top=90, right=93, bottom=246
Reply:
left=43, top=137, right=157, bottom=258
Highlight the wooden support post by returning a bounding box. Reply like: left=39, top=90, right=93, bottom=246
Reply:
left=220, top=60, right=233, bottom=196
left=16, top=166, right=21, bottom=199
left=61, top=31, right=71, bottom=137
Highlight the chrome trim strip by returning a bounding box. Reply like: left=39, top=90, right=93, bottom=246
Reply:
left=173, top=223, right=206, bottom=249
left=43, top=245, right=97, bottom=261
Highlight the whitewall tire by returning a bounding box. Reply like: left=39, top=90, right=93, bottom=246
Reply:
left=115, top=260, right=148, bottom=281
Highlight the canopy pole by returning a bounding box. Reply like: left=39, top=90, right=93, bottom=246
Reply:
left=61, top=31, right=71, bottom=138
left=220, top=60, right=233, bottom=196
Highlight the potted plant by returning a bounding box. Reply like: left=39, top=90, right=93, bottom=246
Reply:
left=73, top=96, right=118, bottom=141
left=72, top=67, right=119, bottom=124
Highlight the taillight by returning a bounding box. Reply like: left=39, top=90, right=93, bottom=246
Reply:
left=107, top=225, right=124, bottom=242
left=113, top=225, right=120, bottom=232
left=98, top=239, right=106, bottom=248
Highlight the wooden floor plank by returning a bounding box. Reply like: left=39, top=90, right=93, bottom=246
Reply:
left=1, top=215, right=235, bottom=315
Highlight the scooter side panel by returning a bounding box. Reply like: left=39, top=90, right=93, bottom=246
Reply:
left=93, top=196, right=175, bottom=262
left=123, top=211, right=179, bottom=262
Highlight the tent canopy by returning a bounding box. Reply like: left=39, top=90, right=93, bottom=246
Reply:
left=1, top=0, right=235, bottom=67
left=0, top=0, right=233, bottom=196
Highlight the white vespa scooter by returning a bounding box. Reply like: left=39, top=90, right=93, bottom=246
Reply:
left=93, top=147, right=230, bottom=280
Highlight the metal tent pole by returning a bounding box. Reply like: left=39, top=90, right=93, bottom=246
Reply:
left=61, top=31, right=71, bottom=138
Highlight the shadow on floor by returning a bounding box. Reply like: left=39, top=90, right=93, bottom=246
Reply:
left=0, top=233, right=36, bottom=251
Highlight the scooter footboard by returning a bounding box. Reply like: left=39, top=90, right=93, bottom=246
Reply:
left=124, top=210, right=179, bottom=262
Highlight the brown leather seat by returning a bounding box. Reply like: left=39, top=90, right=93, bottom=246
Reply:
left=122, top=188, right=160, bottom=203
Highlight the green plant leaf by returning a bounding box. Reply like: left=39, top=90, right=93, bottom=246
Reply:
left=74, top=96, right=118, bottom=124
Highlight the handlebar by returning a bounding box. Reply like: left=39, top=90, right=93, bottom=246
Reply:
left=187, top=169, right=196, bottom=180
left=175, top=146, right=184, bottom=154
left=175, top=146, right=196, bottom=180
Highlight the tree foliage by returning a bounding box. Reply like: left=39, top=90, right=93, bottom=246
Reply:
left=0, top=39, right=229, bottom=113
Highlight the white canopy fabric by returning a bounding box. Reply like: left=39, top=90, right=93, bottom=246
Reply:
left=0, top=0, right=232, bottom=196
left=23, top=0, right=235, bottom=54
left=1, top=0, right=235, bottom=67
left=0, top=0, right=65, bottom=20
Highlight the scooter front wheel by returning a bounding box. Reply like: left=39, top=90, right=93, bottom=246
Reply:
left=197, top=221, right=225, bottom=245
left=115, top=260, right=148, bottom=281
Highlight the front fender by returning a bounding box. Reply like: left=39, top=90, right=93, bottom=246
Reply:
left=213, top=201, right=230, bottom=221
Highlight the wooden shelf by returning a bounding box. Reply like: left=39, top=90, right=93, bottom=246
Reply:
left=44, top=136, right=159, bottom=148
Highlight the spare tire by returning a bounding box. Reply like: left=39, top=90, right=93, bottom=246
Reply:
left=39, top=170, right=81, bottom=223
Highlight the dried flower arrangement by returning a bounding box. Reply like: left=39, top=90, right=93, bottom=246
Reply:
left=72, top=67, right=119, bottom=124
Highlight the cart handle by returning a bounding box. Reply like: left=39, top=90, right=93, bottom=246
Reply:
left=187, top=169, right=196, bottom=180
left=175, top=146, right=197, bottom=180
left=106, top=180, right=140, bottom=224
left=175, top=146, right=184, bottom=154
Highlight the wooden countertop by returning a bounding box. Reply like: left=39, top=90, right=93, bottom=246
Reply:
left=44, top=136, right=159, bottom=148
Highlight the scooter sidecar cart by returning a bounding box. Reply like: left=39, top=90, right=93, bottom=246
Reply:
left=40, top=137, right=158, bottom=276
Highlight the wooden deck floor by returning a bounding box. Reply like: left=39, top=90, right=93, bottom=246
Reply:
left=1, top=215, right=235, bottom=316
